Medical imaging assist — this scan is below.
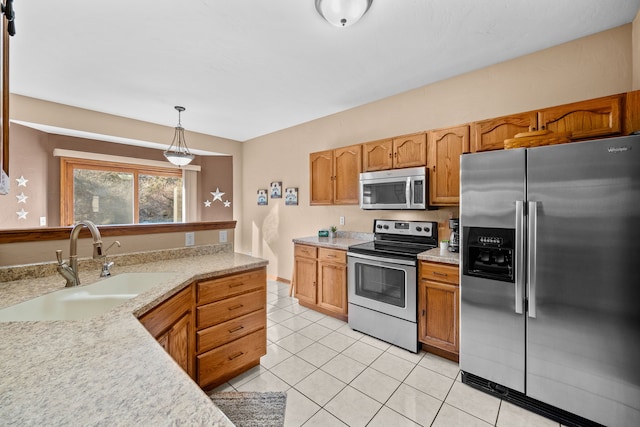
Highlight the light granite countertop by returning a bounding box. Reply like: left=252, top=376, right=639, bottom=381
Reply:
left=293, top=232, right=459, bottom=266
left=292, top=231, right=373, bottom=251
left=417, top=247, right=460, bottom=265
left=0, top=249, right=268, bottom=426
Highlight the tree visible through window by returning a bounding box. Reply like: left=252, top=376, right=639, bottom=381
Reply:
left=61, top=158, right=183, bottom=226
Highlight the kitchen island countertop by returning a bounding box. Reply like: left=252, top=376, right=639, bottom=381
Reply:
left=0, top=249, right=268, bottom=426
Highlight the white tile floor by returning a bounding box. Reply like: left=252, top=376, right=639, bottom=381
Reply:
left=210, top=280, right=564, bottom=427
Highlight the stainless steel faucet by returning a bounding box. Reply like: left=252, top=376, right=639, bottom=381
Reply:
left=56, top=220, right=104, bottom=287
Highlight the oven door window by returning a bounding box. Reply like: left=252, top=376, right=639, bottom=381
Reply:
left=354, top=262, right=406, bottom=308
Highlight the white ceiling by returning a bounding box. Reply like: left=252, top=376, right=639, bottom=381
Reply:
left=10, top=0, right=640, bottom=142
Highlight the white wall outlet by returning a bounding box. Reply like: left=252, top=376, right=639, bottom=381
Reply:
left=339, top=216, right=345, bottom=226
left=39, top=217, right=47, bottom=226
left=219, top=230, right=228, bottom=243
left=185, top=232, right=195, bottom=246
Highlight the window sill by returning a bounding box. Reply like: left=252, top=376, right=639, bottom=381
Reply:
left=0, top=221, right=236, bottom=244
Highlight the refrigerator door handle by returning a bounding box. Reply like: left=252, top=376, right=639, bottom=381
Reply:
left=514, top=200, right=525, bottom=314
left=528, top=200, right=538, bottom=318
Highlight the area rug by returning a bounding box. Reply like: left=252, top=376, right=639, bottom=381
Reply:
left=208, top=391, right=287, bottom=427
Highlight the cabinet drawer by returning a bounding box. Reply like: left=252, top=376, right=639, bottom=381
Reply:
left=295, top=244, right=317, bottom=259
left=420, top=262, right=459, bottom=285
left=197, top=268, right=266, bottom=304
left=196, top=289, right=265, bottom=329
left=318, top=247, right=346, bottom=263
left=196, top=309, right=265, bottom=353
left=197, top=328, right=267, bottom=388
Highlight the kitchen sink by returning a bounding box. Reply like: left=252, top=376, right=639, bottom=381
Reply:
left=0, top=272, right=177, bottom=321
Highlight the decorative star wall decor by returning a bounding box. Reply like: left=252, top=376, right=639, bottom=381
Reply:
left=16, top=208, right=28, bottom=220
left=16, top=192, right=28, bottom=203
left=203, top=186, right=231, bottom=208
left=211, top=187, right=225, bottom=202
left=16, top=176, right=28, bottom=187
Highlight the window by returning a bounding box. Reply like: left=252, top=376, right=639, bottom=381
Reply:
left=61, top=158, right=183, bottom=226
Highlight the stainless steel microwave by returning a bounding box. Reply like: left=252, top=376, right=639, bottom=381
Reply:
left=359, top=166, right=429, bottom=210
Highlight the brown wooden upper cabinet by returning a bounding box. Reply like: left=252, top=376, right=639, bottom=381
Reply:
left=427, top=124, right=470, bottom=206
left=623, top=90, right=640, bottom=135
left=472, top=94, right=624, bottom=152
left=363, top=132, right=427, bottom=172
left=310, top=144, right=362, bottom=205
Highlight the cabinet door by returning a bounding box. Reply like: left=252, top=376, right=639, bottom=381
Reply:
left=167, top=313, right=192, bottom=375
left=428, top=125, right=470, bottom=206
left=393, top=132, right=427, bottom=168
left=362, top=139, right=393, bottom=171
left=317, top=261, right=347, bottom=316
left=334, top=144, right=362, bottom=205
left=310, top=150, right=334, bottom=205
left=418, top=279, right=459, bottom=354
left=538, top=94, right=623, bottom=140
left=624, top=90, right=640, bottom=135
left=294, top=256, right=317, bottom=305
left=472, top=112, right=537, bottom=152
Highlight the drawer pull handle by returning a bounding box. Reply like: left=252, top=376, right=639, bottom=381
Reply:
left=229, top=351, right=244, bottom=360
left=229, top=326, right=244, bottom=333
left=326, top=254, right=336, bottom=258
left=229, top=282, right=245, bottom=288
left=433, top=271, right=448, bottom=277
left=228, top=304, right=244, bottom=311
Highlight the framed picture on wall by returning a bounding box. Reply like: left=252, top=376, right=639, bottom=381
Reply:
left=270, top=181, right=282, bottom=198
left=257, top=189, right=268, bottom=205
left=285, top=187, right=298, bottom=205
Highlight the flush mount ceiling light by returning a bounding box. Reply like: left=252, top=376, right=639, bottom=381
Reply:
left=315, top=0, right=373, bottom=27
left=163, top=106, right=195, bottom=167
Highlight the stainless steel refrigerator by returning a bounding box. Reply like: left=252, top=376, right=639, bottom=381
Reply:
left=459, top=134, right=640, bottom=427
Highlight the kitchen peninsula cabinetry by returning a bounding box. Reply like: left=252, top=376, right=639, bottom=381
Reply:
left=294, top=244, right=347, bottom=321
left=309, top=144, right=361, bottom=205
left=195, top=268, right=267, bottom=390
left=427, top=125, right=469, bottom=206
left=139, top=285, right=194, bottom=377
left=419, top=261, right=459, bottom=362
left=362, top=132, right=427, bottom=172
left=472, top=94, right=624, bottom=153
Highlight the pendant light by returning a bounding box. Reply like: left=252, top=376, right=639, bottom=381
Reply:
left=315, top=0, right=373, bottom=27
left=163, top=106, right=195, bottom=166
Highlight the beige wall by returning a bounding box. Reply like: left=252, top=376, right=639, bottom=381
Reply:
left=7, top=95, right=245, bottom=246
left=240, top=24, right=635, bottom=281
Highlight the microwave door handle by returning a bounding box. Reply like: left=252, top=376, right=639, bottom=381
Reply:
left=405, top=178, right=411, bottom=209
left=514, top=200, right=525, bottom=314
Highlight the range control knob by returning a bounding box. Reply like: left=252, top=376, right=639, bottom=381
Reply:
left=424, top=227, right=430, bottom=233
left=416, top=226, right=422, bottom=232
left=376, top=224, right=382, bottom=229
left=383, top=225, right=389, bottom=230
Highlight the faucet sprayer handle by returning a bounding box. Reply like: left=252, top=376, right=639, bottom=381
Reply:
left=104, top=240, right=121, bottom=254
left=56, top=250, right=64, bottom=265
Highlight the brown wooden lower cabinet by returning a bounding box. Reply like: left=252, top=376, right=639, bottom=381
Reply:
left=195, top=268, right=267, bottom=390
left=418, top=261, right=460, bottom=362
left=138, top=285, right=195, bottom=377
left=138, top=267, right=267, bottom=390
left=293, top=244, right=348, bottom=321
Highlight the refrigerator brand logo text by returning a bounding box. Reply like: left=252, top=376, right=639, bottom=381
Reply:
left=607, top=146, right=632, bottom=153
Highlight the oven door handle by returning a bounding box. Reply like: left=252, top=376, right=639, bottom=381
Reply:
left=347, top=252, right=416, bottom=266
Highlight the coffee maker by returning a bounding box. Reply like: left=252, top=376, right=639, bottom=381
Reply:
left=448, top=218, right=459, bottom=252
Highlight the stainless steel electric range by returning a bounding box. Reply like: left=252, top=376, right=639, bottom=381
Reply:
left=347, top=219, right=438, bottom=353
